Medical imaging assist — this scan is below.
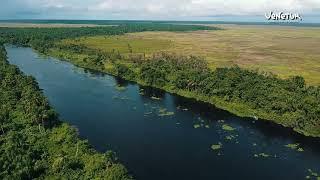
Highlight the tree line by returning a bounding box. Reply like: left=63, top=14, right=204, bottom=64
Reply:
left=0, top=24, right=217, bottom=53
left=0, top=44, right=132, bottom=179
left=137, top=54, right=320, bottom=136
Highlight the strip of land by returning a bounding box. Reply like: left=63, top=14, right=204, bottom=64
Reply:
left=0, top=23, right=112, bottom=28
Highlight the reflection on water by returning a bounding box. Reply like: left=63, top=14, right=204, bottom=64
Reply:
left=6, top=45, right=320, bottom=180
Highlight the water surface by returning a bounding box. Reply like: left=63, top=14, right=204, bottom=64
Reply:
left=6, top=45, right=320, bottom=180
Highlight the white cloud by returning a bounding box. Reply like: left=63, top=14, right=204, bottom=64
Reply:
left=1, top=0, right=319, bottom=21
left=89, top=0, right=320, bottom=17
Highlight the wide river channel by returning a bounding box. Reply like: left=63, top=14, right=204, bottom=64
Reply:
left=6, top=45, right=320, bottom=180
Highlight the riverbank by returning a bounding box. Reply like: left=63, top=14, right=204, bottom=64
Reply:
left=46, top=46, right=320, bottom=138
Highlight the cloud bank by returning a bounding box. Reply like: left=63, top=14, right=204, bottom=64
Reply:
left=1, top=0, right=320, bottom=22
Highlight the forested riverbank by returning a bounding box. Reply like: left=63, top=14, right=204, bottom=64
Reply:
left=0, top=44, right=132, bottom=179
left=0, top=24, right=319, bottom=139
left=48, top=49, right=320, bottom=137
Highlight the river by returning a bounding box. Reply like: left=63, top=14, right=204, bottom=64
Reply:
left=5, top=45, right=320, bottom=180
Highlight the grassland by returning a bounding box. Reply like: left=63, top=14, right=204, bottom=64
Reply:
left=60, top=35, right=172, bottom=55
left=60, top=25, right=320, bottom=85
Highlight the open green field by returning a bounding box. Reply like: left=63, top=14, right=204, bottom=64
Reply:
left=59, top=25, right=320, bottom=85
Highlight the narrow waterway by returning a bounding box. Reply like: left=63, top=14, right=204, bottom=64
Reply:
left=6, top=45, right=320, bottom=180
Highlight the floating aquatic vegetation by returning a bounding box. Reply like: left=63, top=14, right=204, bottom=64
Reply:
left=285, top=143, right=299, bottom=149
left=159, top=111, right=174, bottom=116
left=254, top=153, right=270, bottom=158
left=218, top=120, right=225, bottom=123
left=115, top=85, right=126, bottom=91
left=112, top=95, right=130, bottom=100
left=222, top=124, right=235, bottom=131
left=225, top=136, right=232, bottom=140
left=158, top=107, right=175, bottom=117
left=205, top=125, right=210, bottom=128
left=159, top=107, right=166, bottom=113
left=193, top=124, right=201, bottom=129
left=285, top=143, right=304, bottom=152
left=252, top=143, right=257, bottom=146
left=139, top=89, right=145, bottom=95
left=225, top=135, right=236, bottom=141
left=177, top=106, right=189, bottom=111
left=307, top=169, right=320, bottom=179
left=211, top=142, right=222, bottom=150
left=151, top=96, right=161, bottom=100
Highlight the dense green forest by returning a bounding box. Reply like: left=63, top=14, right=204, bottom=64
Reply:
left=0, top=23, right=319, bottom=144
left=0, top=44, right=132, bottom=179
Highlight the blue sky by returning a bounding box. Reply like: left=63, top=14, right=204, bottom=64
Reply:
left=1, top=0, right=320, bottom=22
